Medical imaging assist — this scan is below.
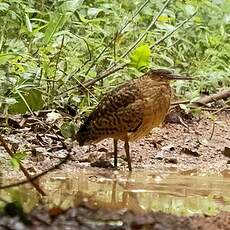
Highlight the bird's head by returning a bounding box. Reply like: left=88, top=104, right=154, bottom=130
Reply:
left=147, top=69, right=192, bottom=81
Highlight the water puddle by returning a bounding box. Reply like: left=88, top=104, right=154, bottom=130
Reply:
left=1, top=169, right=230, bottom=216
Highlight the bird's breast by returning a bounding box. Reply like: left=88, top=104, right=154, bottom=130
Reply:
left=128, top=83, right=171, bottom=141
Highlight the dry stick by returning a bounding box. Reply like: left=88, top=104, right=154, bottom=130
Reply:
left=171, top=100, right=190, bottom=106
left=84, top=63, right=127, bottom=88
left=0, top=153, right=70, bottom=190
left=171, top=89, right=230, bottom=107
left=193, top=89, right=230, bottom=106
left=0, top=134, right=46, bottom=195
left=209, top=121, right=216, bottom=140
left=189, top=106, right=230, bottom=112
left=212, top=105, right=230, bottom=115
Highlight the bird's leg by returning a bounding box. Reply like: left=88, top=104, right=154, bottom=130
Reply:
left=113, top=139, right=118, bottom=167
left=124, top=139, right=132, bottom=171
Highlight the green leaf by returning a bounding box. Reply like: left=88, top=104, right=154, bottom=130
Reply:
left=184, top=5, right=196, bottom=16
left=25, top=14, right=32, bottom=33
left=0, top=2, right=9, bottom=12
left=60, top=0, right=84, bottom=13
left=8, top=89, right=44, bottom=114
left=10, top=158, right=20, bottom=170
left=13, top=151, right=27, bottom=162
left=43, top=0, right=84, bottom=44
left=129, top=44, right=151, bottom=71
left=0, top=53, right=20, bottom=65
left=43, top=12, right=70, bottom=45
left=60, top=121, right=77, bottom=138
left=10, top=151, right=27, bottom=170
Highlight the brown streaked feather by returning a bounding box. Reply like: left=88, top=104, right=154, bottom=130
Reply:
left=75, top=69, right=174, bottom=146
left=75, top=80, right=143, bottom=145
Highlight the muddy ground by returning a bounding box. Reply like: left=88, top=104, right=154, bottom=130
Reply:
left=0, top=111, right=230, bottom=229
left=72, top=112, right=230, bottom=173
left=1, top=204, right=230, bottom=230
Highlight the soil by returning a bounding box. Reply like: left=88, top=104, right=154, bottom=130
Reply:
left=0, top=204, right=230, bottom=230
left=0, top=111, right=230, bottom=229
left=72, top=111, right=230, bottom=173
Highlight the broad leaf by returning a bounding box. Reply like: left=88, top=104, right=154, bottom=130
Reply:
left=10, top=151, right=27, bottom=170
left=129, top=44, right=151, bottom=71
left=60, top=121, right=77, bottom=138
left=8, top=89, right=44, bottom=114
left=43, top=0, right=84, bottom=44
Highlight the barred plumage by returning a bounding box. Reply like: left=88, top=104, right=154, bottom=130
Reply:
left=75, top=69, right=190, bottom=171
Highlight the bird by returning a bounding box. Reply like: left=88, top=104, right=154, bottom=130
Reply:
left=75, top=69, right=191, bottom=171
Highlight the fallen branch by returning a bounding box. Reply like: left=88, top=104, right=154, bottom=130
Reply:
left=171, top=89, right=230, bottom=107
left=171, top=100, right=190, bottom=106
left=0, top=153, right=70, bottom=190
left=193, top=89, right=230, bottom=106
left=0, top=134, right=46, bottom=195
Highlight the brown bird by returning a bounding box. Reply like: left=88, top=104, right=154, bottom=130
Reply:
left=75, top=69, right=191, bottom=171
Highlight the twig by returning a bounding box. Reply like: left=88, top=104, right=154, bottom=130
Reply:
left=150, top=12, right=196, bottom=49
left=0, top=153, right=70, bottom=190
left=121, top=0, right=171, bottom=60
left=189, top=106, right=230, bottom=112
left=83, top=63, right=128, bottom=88
left=209, top=120, right=216, bottom=140
left=0, top=134, right=46, bottom=195
left=212, top=106, right=230, bottom=115
left=54, top=35, right=65, bottom=80
left=171, top=100, right=190, bottom=106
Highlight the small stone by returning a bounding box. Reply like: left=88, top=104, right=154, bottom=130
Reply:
left=165, top=158, right=178, bottom=164
left=155, top=152, right=164, bottom=160
left=222, top=147, right=230, bottom=158
left=97, top=147, right=108, bottom=153
left=181, top=147, right=200, bottom=157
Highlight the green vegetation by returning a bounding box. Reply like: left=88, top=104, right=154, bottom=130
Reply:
left=0, top=0, right=229, bottom=117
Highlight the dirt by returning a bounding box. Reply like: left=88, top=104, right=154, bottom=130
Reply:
left=0, top=111, right=230, bottom=229
left=72, top=112, right=230, bottom=173
left=0, top=204, right=230, bottom=230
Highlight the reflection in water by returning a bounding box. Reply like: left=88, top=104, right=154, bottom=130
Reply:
left=1, top=169, right=230, bottom=215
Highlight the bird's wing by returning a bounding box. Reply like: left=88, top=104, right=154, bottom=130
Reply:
left=78, top=80, right=144, bottom=137
left=90, top=98, right=144, bottom=136
left=89, top=80, right=141, bottom=117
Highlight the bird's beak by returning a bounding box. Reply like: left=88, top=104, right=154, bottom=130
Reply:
left=167, top=74, right=193, bottom=80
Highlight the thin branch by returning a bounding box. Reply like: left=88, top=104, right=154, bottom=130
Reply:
left=193, top=89, right=230, bottom=106
left=85, top=0, right=150, bottom=75
left=212, top=105, right=230, bottom=115
left=150, top=11, right=197, bottom=49
left=0, top=153, right=70, bottom=190
left=209, top=120, right=216, bottom=140
left=54, top=35, right=65, bottom=79
left=82, top=0, right=171, bottom=88
left=121, top=0, right=171, bottom=60
left=171, top=100, right=190, bottom=106
left=83, top=63, right=128, bottom=88
left=0, top=134, right=46, bottom=195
